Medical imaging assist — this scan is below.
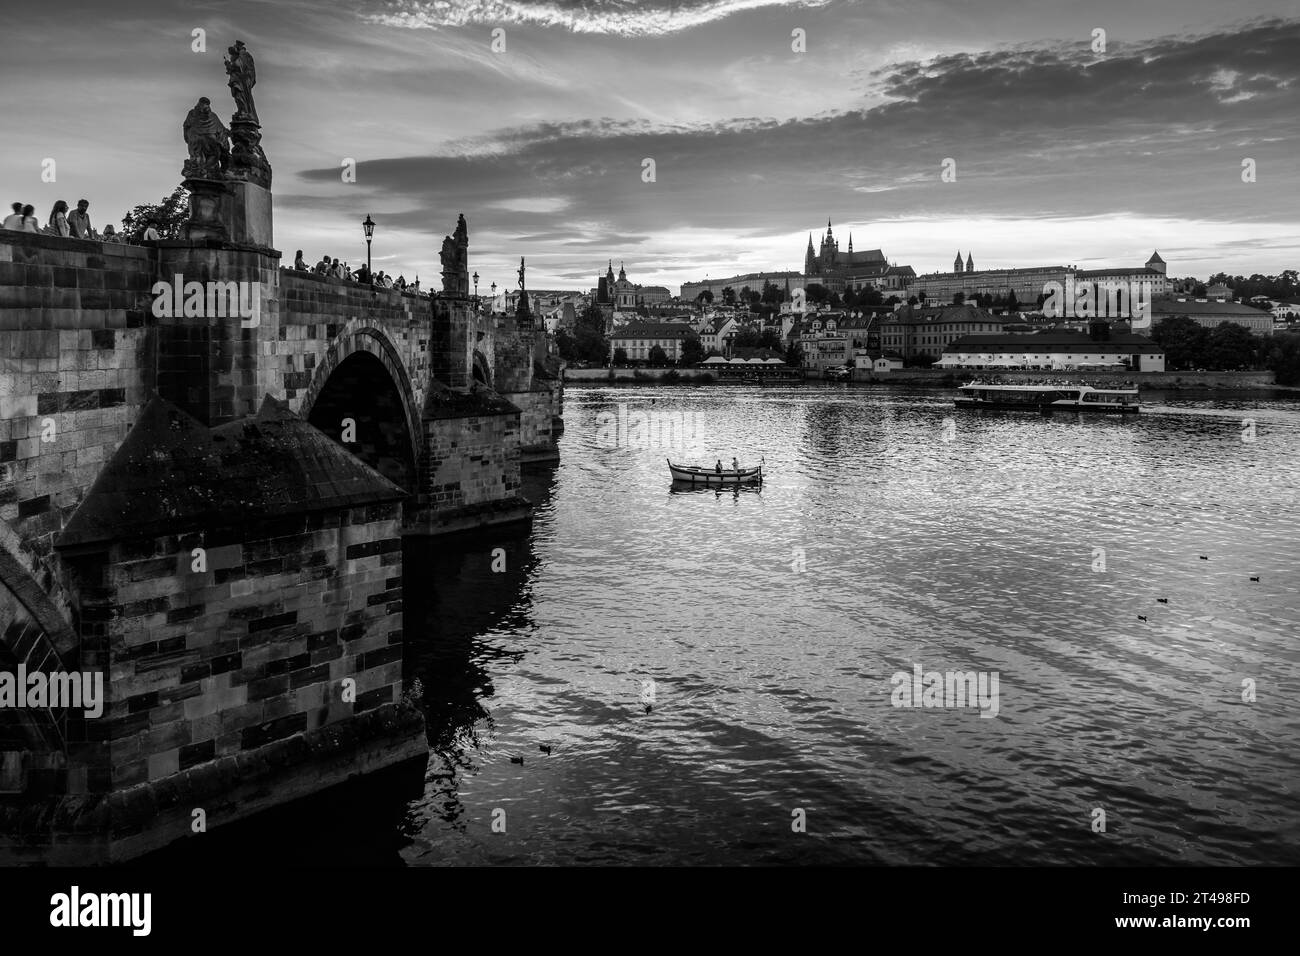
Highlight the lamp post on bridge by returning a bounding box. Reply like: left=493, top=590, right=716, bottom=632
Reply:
left=362, top=214, right=375, bottom=279
left=490, top=281, right=497, bottom=314
left=473, top=271, right=479, bottom=311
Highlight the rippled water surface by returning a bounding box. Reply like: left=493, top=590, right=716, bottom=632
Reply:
left=395, top=385, right=1300, bottom=866
left=156, top=385, right=1300, bottom=867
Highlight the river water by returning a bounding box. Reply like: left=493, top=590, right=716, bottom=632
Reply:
left=154, top=385, right=1300, bottom=866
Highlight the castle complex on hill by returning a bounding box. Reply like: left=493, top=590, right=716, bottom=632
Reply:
left=909, top=251, right=1169, bottom=304
left=802, top=220, right=915, bottom=294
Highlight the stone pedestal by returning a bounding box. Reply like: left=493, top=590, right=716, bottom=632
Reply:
left=224, top=180, right=274, bottom=247
left=181, top=178, right=273, bottom=248
left=183, top=178, right=230, bottom=242
left=229, top=116, right=272, bottom=189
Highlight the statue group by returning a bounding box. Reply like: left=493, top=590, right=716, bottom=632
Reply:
left=182, top=97, right=229, bottom=179
left=182, top=39, right=271, bottom=188
left=440, top=214, right=471, bottom=295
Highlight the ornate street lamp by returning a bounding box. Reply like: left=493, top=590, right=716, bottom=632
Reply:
left=473, top=271, right=480, bottom=298
left=362, top=214, right=375, bottom=276
left=490, top=281, right=497, bottom=313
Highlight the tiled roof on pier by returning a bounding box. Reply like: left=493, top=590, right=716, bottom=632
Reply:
left=56, top=395, right=406, bottom=548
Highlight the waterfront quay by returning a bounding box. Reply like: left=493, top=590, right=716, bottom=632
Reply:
left=562, top=366, right=1281, bottom=389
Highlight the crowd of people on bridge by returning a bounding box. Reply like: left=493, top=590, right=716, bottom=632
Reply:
left=3, top=200, right=427, bottom=294
left=3, top=199, right=159, bottom=243
left=289, top=250, right=424, bottom=293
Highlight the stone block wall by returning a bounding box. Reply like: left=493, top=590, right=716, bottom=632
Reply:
left=151, top=243, right=284, bottom=425
left=492, top=318, right=535, bottom=395
left=421, top=414, right=521, bottom=511
left=0, top=234, right=154, bottom=603
left=278, top=271, right=430, bottom=415
left=430, top=295, right=472, bottom=389
left=62, top=503, right=404, bottom=794
left=504, top=385, right=561, bottom=460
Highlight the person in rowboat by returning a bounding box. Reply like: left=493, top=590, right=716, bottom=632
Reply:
left=732, top=457, right=738, bottom=472
left=715, top=459, right=722, bottom=474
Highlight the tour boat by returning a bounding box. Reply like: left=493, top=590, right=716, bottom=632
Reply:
left=954, top=381, right=1141, bottom=414
left=667, top=459, right=764, bottom=484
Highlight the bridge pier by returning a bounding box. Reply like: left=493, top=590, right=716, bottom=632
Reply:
left=0, top=219, right=562, bottom=860
left=0, top=42, right=563, bottom=861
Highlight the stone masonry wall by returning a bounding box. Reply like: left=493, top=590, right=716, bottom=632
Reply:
left=65, top=503, right=404, bottom=793
left=504, top=385, right=560, bottom=458
left=0, top=233, right=154, bottom=611
left=492, top=319, right=534, bottom=395
left=151, top=243, right=281, bottom=425
left=421, top=414, right=521, bottom=511
left=279, top=270, right=430, bottom=418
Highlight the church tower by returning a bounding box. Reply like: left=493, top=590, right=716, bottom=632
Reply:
left=966, top=252, right=974, bottom=273
left=954, top=251, right=963, bottom=273
left=1145, top=250, right=1166, bottom=275
left=848, top=233, right=853, bottom=255
left=821, top=219, right=837, bottom=268
left=804, top=234, right=816, bottom=275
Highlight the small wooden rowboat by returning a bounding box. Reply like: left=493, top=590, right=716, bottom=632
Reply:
left=667, top=459, right=763, bottom=485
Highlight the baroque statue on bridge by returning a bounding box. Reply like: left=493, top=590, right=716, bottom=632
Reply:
left=439, top=234, right=457, bottom=293
left=182, top=97, right=231, bottom=179
left=440, top=214, right=471, bottom=295
left=224, top=40, right=259, bottom=124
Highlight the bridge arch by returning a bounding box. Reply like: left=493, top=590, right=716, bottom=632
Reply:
left=299, top=319, right=422, bottom=494
left=472, top=348, right=492, bottom=386
left=0, top=524, right=79, bottom=754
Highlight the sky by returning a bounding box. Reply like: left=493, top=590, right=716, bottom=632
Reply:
left=2, top=0, right=1297, bottom=295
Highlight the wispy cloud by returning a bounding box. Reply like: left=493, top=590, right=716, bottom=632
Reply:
left=2, top=1, right=1295, bottom=292
left=287, top=16, right=1300, bottom=286
left=366, top=0, right=837, bottom=37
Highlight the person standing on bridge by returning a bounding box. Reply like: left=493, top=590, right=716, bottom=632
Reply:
left=2, top=203, right=22, bottom=230
left=67, top=199, right=93, bottom=239
left=294, top=250, right=307, bottom=271
left=47, top=200, right=70, bottom=237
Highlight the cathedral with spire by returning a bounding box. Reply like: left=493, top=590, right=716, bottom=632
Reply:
left=595, top=260, right=671, bottom=313
left=802, top=219, right=914, bottom=293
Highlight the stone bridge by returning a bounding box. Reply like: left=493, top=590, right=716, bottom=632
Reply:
left=0, top=171, right=561, bottom=860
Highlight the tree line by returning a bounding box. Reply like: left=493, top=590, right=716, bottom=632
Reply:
left=1152, top=316, right=1300, bottom=382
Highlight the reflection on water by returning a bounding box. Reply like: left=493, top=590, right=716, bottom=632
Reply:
left=401, top=386, right=1300, bottom=867
left=151, top=386, right=1300, bottom=866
